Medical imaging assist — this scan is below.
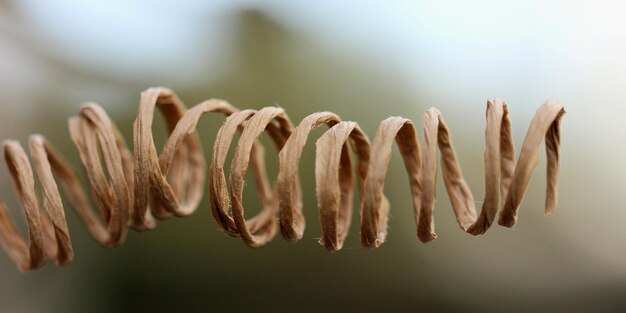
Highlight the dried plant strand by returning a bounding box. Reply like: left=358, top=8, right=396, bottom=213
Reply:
left=133, top=88, right=204, bottom=229
left=277, top=112, right=342, bottom=242
left=359, top=99, right=565, bottom=247
left=209, top=109, right=290, bottom=245
left=227, top=107, right=293, bottom=247
left=0, top=87, right=565, bottom=271
left=359, top=117, right=421, bottom=248
left=315, top=121, right=370, bottom=251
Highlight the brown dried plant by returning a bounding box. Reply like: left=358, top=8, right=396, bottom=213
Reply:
left=0, top=87, right=565, bottom=271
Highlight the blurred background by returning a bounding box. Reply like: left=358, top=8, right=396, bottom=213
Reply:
left=1, top=0, right=625, bottom=312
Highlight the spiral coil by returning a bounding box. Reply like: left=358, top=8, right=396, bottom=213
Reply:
left=0, top=87, right=565, bottom=271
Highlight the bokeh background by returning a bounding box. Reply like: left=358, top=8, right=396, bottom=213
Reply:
left=1, top=0, right=625, bottom=312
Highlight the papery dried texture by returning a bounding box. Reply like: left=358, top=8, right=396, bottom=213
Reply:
left=276, top=112, right=341, bottom=242
left=0, top=87, right=565, bottom=271
left=358, top=99, right=565, bottom=247
left=223, top=107, right=293, bottom=247
left=315, top=121, right=370, bottom=251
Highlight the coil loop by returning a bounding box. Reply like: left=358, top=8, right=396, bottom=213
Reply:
left=0, top=87, right=565, bottom=271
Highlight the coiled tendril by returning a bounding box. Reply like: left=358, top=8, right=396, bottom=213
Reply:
left=0, top=87, right=565, bottom=271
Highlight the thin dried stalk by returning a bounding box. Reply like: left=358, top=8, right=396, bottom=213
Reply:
left=221, top=107, right=293, bottom=247
left=359, top=99, right=565, bottom=247
left=0, top=87, right=565, bottom=271
left=276, top=112, right=341, bottom=242
left=315, top=121, right=370, bottom=251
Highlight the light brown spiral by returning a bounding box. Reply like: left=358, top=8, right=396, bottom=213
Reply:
left=0, top=87, right=565, bottom=271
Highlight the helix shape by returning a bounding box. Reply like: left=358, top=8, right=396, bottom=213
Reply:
left=0, top=87, right=565, bottom=271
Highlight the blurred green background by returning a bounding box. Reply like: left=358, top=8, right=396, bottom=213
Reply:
left=1, top=1, right=625, bottom=312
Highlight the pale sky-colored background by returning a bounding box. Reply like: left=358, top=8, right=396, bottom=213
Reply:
left=1, top=1, right=625, bottom=312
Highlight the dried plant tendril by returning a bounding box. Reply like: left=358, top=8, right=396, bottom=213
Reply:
left=0, top=87, right=565, bottom=271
